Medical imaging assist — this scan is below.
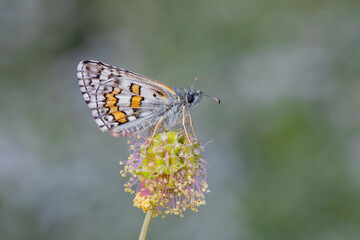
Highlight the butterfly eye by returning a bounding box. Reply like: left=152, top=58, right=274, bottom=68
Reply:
left=187, top=94, right=194, bottom=103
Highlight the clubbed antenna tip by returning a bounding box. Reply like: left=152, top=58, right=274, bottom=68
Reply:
left=203, top=93, right=221, bottom=104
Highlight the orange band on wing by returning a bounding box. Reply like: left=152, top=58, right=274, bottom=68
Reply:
left=108, top=106, right=119, bottom=113
left=130, top=95, right=143, bottom=108
left=162, top=85, right=176, bottom=95
left=105, top=88, right=122, bottom=107
left=105, top=100, right=116, bottom=107
left=113, top=110, right=127, bottom=123
left=130, top=84, right=141, bottom=95
left=104, top=88, right=127, bottom=124
left=150, top=80, right=176, bottom=95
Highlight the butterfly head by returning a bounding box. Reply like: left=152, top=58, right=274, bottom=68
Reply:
left=179, top=88, right=220, bottom=109
left=184, top=88, right=203, bottom=109
left=177, top=77, right=220, bottom=109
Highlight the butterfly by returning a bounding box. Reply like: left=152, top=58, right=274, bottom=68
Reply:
left=77, top=60, right=220, bottom=143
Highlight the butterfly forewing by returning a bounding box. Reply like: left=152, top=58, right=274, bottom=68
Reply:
left=77, top=60, right=176, bottom=136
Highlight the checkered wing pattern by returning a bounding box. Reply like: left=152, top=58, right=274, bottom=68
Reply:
left=77, top=60, right=176, bottom=136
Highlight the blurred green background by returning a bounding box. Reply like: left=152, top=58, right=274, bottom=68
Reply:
left=1, top=0, right=360, bottom=239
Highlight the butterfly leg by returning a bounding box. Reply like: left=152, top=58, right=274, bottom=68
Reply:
left=145, top=116, right=164, bottom=147
left=182, top=105, right=192, bottom=143
left=187, top=113, right=199, bottom=143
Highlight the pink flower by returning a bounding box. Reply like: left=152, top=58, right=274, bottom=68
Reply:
left=120, top=130, right=209, bottom=218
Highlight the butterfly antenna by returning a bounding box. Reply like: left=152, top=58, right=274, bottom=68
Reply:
left=203, top=93, right=221, bottom=104
left=191, top=77, right=200, bottom=89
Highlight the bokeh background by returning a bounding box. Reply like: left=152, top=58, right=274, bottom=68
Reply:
left=1, top=0, right=360, bottom=239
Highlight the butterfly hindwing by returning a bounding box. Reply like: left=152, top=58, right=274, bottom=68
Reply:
left=77, top=60, right=176, bottom=136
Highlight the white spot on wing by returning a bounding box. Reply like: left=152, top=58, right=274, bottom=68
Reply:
left=128, top=116, right=136, bottom=121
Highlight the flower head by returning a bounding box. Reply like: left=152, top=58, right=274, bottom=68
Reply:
left=120, top=130, right=209, bottom=218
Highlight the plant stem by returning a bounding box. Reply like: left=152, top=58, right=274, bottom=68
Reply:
left=138, top=209, right=154, bottom=240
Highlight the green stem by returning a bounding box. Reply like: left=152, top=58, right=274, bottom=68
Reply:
left=138, top=209, right=154, bottom=240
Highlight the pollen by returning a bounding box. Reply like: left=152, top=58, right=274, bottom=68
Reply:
left=120, top=130, right=209, bottom=218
